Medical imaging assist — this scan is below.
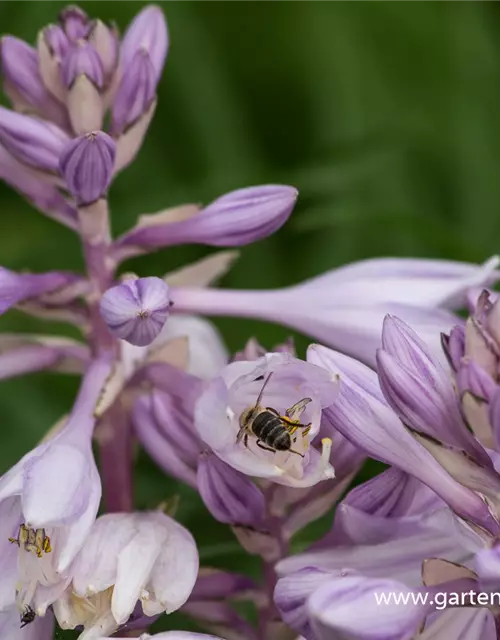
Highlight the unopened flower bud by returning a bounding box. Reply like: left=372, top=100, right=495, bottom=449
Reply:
left=100, top=277, right=171, bottom=346
left=1, top=37, right=50, bottom=111
left=120, top=5, right=168, bottom=83
left=88, top=20, right=118, bottom=79
left=62, top=42, right=104, bottom=89
left=59, top=5, right=90, bottom=42
left=0, top=106, right=68, bottom=172
left=197, top=453, right=266, bottom=527
left=457, top=359, right=496, bottom=401
left=112, top=50, right=156, bottom=134
left=59, top=131, right=115, bottom=204
left=43, top=24, right=70, bottom=58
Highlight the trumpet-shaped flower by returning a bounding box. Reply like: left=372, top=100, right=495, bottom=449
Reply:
left=53, top=511, right=198, bottom=638
left=0, top=357, right=110, bottom=616
left=170, top=257, right=499, bottom=367
left=194, top=352, right=338, bottom=487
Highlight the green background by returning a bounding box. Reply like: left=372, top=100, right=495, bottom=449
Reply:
left=1, top=1, right=500, bottom=636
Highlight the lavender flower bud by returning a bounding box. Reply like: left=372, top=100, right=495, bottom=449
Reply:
left=59, top=5, right=90, bottom=42
left=59, top=131, right=115, bottom=204
left=100, top=277, right=171, bottom=346
left=120, top=5, right=169, bottom=83
left=457, top=359, right=496, bottom=401
left=43, top=24, right=70, bottom=58
left=117, top=185, right=299, bottom=249
left=274, top=567, right=342, bottom=639
left=0, top=106, right=68, bottom=172
left=112, top=50, right=156, bottom=134
left=441, top=324, right=465, bottom=371
left=0, top=37, right=60, bottom=118
left=197, top=453, right=266, bottom=527
left=62, top=42, right=104, bottom=89
left=308, top=576, right=428, bottom=640
left=88, top=20, right=119, bottom=79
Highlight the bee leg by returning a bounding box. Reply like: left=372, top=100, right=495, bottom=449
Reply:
left=243, top=433, right=249, bottom=449
left=8, top=537, right=19, bottom=546
left=256, top=440, right=276, bottom=453
left=289, top=449, right=305, bottom=458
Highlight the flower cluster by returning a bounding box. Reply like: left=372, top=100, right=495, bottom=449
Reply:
left=0, top=4, right=500, bottom=640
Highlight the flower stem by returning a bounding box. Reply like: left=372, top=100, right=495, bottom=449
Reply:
left=78, top=199, right=134, bottom=513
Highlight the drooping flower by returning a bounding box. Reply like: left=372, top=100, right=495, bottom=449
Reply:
left=308, top=343, right=500, bottom=534
left=0, top=357, right=110, bottom=616
left=194, top=352, right=338, bottom=488
left=276, top=466, right=484, bottom=640
left=53, top=510, right=198, bottom=638
left=197, top=453, right=267, bottom=528
left=169, top=257, right=499, bottom=366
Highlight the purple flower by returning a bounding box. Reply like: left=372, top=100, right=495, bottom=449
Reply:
left=112, top=49, right=157, bottom=134
left=100, top=277, right=171, bottom=346
left=53, top=511, right=198, bottom=637
left=43, top=24, right=70, bottom=58
left=61, top=42, right=104, bottom=88
left=133, top=385, right=202, bottom=488
left=0, top=357, right=110, bottom=615
left=114, top=185, right=298, bottom=251
left=170, top=257, right=500, bottom=367
left=0, top=267, right=76, bottom=315
left=59, top=5, right=91, bottom=42
left=197, top=453, right=266, bottom=527
left=194, top=353, right=337, bottom=487
left=308, top=344, right=500, bottom=534
left=377, top=315, right=490, bottom=464
left=0, top=106, right=68, bottom=172
left=59, top=131, right=116, bottom=205
left=120, top=5, right=169, bottom=84
left=274, top=567, right=341, bottom=639
left=0, top=36, right=67, bottom=127
left=0, top=334, right=87, bottom=380
left=307, top=576, right=428, bottom=640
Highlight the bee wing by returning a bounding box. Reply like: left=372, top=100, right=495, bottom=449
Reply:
left=285, top=398, right=312, bottom=421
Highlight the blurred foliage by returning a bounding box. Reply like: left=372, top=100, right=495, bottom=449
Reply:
left=1, top=1, right=500, bottom=635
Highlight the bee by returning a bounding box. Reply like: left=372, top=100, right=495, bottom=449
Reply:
left=236, top=372, right=312, bottom=457
left=20, top=605, right=36, bottom=628
left=8, top=524, right=52, bottom=558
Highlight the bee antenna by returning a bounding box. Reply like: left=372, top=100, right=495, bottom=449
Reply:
left=254, top=371, right=273, bottom=406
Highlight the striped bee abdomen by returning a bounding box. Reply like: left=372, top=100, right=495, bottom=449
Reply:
left=251, top=410, right=292, bottom=450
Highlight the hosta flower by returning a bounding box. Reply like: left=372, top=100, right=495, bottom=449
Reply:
left=276, top=467, right=486, bottom=640
left=0, top=266, right=77, bottom=315
left=53, top=511, right=198, bottom=638
left=112, top=185, right=298, bottom=254
left=308, top=343, right=500, bottom=533
left=0, top=357, right=110, bottom=616
left=100, top=276, right=171, bottom=346
left=170, top=257, right=499, bottom=366
left=194, top=352, right=338, bottom=487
